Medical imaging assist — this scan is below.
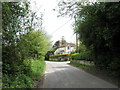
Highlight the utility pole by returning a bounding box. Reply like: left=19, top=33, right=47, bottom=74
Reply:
left=76, top=33, right=78, bottom=53
left=74, top=15, right=78, bottom=53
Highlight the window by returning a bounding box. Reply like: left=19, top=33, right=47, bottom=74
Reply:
left=67, top=46, right=70, bottom=50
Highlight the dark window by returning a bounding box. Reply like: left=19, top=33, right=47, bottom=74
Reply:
left=68, top=46, right=70, bottom=50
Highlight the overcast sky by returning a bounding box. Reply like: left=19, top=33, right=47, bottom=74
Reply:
left=30, top=0, right=76, bottom=44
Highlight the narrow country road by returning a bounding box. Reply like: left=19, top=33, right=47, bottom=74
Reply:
left=42, top=61, right=117, bottom=88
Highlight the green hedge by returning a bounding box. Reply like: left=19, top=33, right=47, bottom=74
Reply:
left=71, top=51, right=93, bottom=61
left=2, top=59, right=46, bottom=88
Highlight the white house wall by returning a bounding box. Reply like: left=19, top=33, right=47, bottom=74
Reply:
left=54, top=46, right=76, bottom=55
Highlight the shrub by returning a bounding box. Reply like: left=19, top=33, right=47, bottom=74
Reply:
left=109, top=57, right=120, bottom=77
left=71, top=51, right=93, bottom=61
left=2, top=59, right=46, bottom=88
left=11, top=74, right=33, bottom=88
left=3, top=74, right=33, bottom=88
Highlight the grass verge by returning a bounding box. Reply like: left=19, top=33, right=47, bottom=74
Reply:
left=31, top=60, right=46, bottom=80
left=2, top=59, right=46, bottom=88
left=48, top=60, right=69, bottom=62
left=69, top=61, right=94, bottom=69
left=69, top=61, right=120, bottom=87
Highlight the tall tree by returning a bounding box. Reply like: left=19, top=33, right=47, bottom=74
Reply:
left=2, top=1, right=49, bottom=78
left=57, top=1, right=120, bottom=76
left=2, top=2, right=31, bottom=75
left=18, top=30, right=50, bottom=60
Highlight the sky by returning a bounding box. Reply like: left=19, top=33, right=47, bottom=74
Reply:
left=30, top=0, right=76, bottom=45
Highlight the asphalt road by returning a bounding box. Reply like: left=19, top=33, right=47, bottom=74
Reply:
left=42, top=61, right=117, bottom=88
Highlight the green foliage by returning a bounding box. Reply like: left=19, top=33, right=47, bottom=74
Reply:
left=2, top=2, right=50, bottom=88
left=78, top=41, right=87, bottom=53
left=31, top=60, right=46, bottom=80
left=45, top=40, right=60, bottom=60
left=58, top=2, right=120, bottom=77
left=69, top=61, right=94, bottom=69
left=3, top=60, right=46, bottom=88
left=45, top=51, right=53, bottom=60
left=71, top=51, right=92, bottom=61
left=2, top=2, right=29, bottom=76
left=71, top=53, right=79, bottom=60
left=48, top=60, right=67, bottom=62
left=53, top=41, right=60, bottom=48
left=108, top=57, right=120, bottom=77
left=74, top=2, right=120, bottom=69
left=19, top=30, right=49, bottom=60
left=70, top=51, right=76, bottom=54
left=9, top=74, right=33, bottom=88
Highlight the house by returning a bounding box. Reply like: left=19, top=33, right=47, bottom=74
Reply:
left=54, top=40, right=76, bottom=55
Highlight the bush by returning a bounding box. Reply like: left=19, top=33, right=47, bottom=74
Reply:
left=2, top=59, right=46, bottom=88
left=70, top=51, right=76, bottom=54
left=10, top=74, right=33, bottom=88
left=109, top=57, right=120, bottom=77
left=71, top=51, right=93, bottom=61
left=3, top=74, right=33, bottom=88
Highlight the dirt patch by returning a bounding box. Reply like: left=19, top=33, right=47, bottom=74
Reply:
left=69, top=63, right=120, bottom=88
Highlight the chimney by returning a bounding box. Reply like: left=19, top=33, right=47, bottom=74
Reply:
left=59, top=40, right=62, bottom=47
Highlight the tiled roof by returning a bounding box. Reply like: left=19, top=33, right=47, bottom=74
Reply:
left=59, top=43, right=75, bottom=48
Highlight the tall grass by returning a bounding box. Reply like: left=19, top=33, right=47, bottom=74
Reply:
left=31, top=60, right=46, bottom=80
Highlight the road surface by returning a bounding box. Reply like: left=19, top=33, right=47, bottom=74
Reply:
left=42, top=61, right=117, bottom=88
